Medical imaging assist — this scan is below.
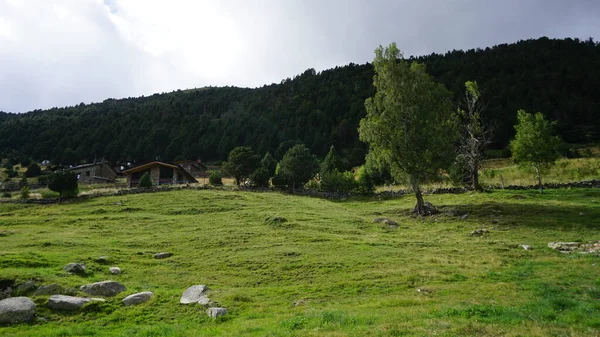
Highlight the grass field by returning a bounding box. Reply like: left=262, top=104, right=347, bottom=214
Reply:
left=1, top=188, right=599, bottom=336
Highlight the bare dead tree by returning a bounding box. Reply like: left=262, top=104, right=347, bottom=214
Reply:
left=457, top=81, right=493, bottom=192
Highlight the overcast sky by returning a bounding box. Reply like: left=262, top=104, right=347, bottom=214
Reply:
left=0, top=0, right=598, bottom=113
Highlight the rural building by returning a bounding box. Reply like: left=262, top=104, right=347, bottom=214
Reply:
left=122, top=161, right=198, bottom=188
left=68, top=161, right=118, bottom=184
left=175, top=160, right=208, bottom=177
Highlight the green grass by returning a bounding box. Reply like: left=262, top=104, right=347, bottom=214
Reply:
left=0, top=188, right=599, bottom=336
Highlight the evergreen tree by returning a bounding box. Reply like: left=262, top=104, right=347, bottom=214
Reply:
left=138, top=172, right=153, bottom=188
left=278, top=144, right=320, bottom=191
left=321, top=145, right=344, bottom=174
left=222, top=146, right=261, bottom=186
left=48, top=170, right=79, bottom=200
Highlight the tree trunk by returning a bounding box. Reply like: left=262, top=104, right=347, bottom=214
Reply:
left=411, top=175, right=424, bottom=215
left=535, top=166, right=543, bottom=193
left=472, top=169, right=483, bottom=192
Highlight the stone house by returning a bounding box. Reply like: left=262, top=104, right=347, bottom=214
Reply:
left=68, top=161, right=118, bottom=184
left=174, top=160, right=208, bottom=177
left=122, top=161, right=198, bottom=188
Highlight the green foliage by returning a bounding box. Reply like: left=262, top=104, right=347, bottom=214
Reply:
left=208, top=171, right=223, bottom=186
left=249, top=167, right=270, bottom=187
left=40, top=190, right=60, bottom=199
left=260, top=152, right=278, bottom=177
left=321, top=145, right=344, bottom=174
left=222, top=146, right=260, bottom=186
left=36, top=174, right=51, bottom=186
left=277, top=144, right=320, bottom=189
left=5, top=168, right=17, bottom=178
left=359, top=43, right=458, bottom=212
left=1, top=192, right=11, bottom=198
left=138, top=172, right=153, bottom=188
left=510, top=109, right=561, bottom=191
left=355, top=166, right=375, bottom=194
left=320, top=170, right=357, bottom=193
left=48, top=170, right=79, bottom=199
left=19, top=175, right=28, bottom=188
left=25, top=163, right=42, bottom=177
left=19, top=186, right=30, bottom=199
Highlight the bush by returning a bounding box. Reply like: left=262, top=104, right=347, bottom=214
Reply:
left=355, top=166, right=375, bottom=194
left=36, top=174, right=51, bottom=186
left=208, top=171, right=223, bottom=186
left=19, top=176, right=28, bottom=188
left=320, top=170, right=357, bottom=193
left=249, top=167, right=270, bottom=187
left=20, top=186, right=30, bottom=199
left=271, top=171, right=288, bottom=188
left=1, top=192, right=11, bottom=198
left=5, top=168, right=18, bottom=178
left=138, top=172, right=153, bottom=188
left=25, top=163, right=42, bottom=177
left=48, top=170, right=79, bottom=199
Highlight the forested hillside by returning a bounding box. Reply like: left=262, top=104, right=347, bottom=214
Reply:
left=1, top=37, right=598, bottom=167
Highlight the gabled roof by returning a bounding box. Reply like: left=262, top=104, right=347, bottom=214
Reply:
left=122, top=161, right=178, bottom=174
left=68, top=161, right=118, bottom=176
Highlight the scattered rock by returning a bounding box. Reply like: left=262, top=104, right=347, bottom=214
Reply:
left=206, top=307, right=227, bottom=318
left=0, top=297, right=36, bottom=324
left=47, top=295, right=104, bottom=311
left=519, top=244, right=532, bottom=251
left=413, top=202, right=438, bottom=215
left=180, top=285, right=210, bottom=304
left=294, top=299, right=308, bottom=306
left=470, top=228, right=489, bottom=237
left=153, top=252, right=172, bottom=259
left=63, top=263, right=86, bottom=274
left=80, top=281, right=126, bottom=297
left=416, top=288, right=433, bottom=295
left=579, top=241, right=600, bottom=254
left=32, top=284, right=63, bottom=296
left=122, top=291, right=154, bottom=306
left=548, top=242, right=580, bottom=252
left=16, top=281, right=37, bottom=294
left=459, top=213, right=469, bottom=220
left=96, top=256, right=110, bottom=264
left=372, top=218, right=399, bottom=229
left=109, top=267, right=121, bottom=275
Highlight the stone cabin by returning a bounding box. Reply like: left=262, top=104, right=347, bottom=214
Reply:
left=122, top=161, right=198, bottom=188
left=174, top=160, right=208, bottom=177
left=68, top=161, right=118, bottom=184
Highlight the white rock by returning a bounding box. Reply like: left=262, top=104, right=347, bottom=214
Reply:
left=109, top=267, right=121, bottom=274
left=47, top=295, right=104, bottom=311
left=122, top=292, right=154, bottom=306
left=0, top=297, right=36, bottom=324
left=206, top=307, right=227, bottom=318
left=180, top=285, right=209, bottom=304
left=80, top=281, right=126, bottom=297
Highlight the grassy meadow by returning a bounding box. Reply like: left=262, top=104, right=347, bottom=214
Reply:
left=1, top=188, right=599, bottom=336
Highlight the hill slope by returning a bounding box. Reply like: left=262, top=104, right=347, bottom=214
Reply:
left=1, top=37, right=599, bottom=166
left=0, top=189, right=599, bottom=336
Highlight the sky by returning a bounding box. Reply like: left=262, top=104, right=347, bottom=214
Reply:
left=0, top=0, right=598, bottom=113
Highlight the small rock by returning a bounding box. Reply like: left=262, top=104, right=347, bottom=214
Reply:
left=96, top=256, right=110, bottom=264
left=109, top=267, right=121, bottom=274
left=413, top=201, right=438, bottom=215
left=416, top=288, right=432, bottom=295
left=548, top=242, right=580, bottom=252
left=206, top=307, right=227, bottom=318
left=47, top=295, right=104, bottom=311
left=154, top=252, right=173, bottom=259
left=470, top=228, right=489, bottom=237
left=80, top=281, right=126, bottom=297
left=122, top=291, right=154, bottom=306
left=519, top=244, right=532, bottom=251
left=63, top=263, right=86, bottom=274
left=180, top=285, right=210, bottom=304
left=459, top=213, right=469, bottom=220
left=32, top=284, right=63, bottom=296
left=0, top=297, right=36, bottom=324
left=16, top=281, right=37, bottom=293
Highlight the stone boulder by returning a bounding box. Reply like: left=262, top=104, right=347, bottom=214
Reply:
left=122, top=292, right=154, bottom=306
left=47, top=295, right=104, bottom=311
left=63, top=263, right=86, bottom=274
left=154, top=252, right=172, bottom=259
left=32, top=284, right=63, bottom=296
left=0, top=297, right=36, bottom=324
left=80, top=281, right=126, bottom=297
left=206, top=307, right=227, bottom=318
left=470, top=228, right=489, bottom=237
left=16, top=281, right=37, bottom=294
left=109, top=267, right=121, bottom=275
left=180, top=285, right=210, bottom=304
left=413, top=202, right=437, bottom=215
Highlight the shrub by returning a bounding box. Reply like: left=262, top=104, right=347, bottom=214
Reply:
left=19, top=176, right=28, bottom=188
left=249, top=167, right=270, bottom=187
left=1, top=192, right=11, bottom=198
left=36, top=174, right=51, bottom=186
left=138, top=172, right=153, bottom=188
left=48, top=170, right=79, bottom=199
left=320, top=170, right=357, bottom=193
left=25, top=163, right=42, bottom=177
left=5, top=168, right=18, bottom=178
left=20, top=186, right=30, bottom=199
left=208, top=171, right=223, bottom=186
left=355, top=166, right=375, bottom=194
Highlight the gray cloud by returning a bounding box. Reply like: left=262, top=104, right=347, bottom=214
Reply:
left=0, top=0, right=598, bottom=113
